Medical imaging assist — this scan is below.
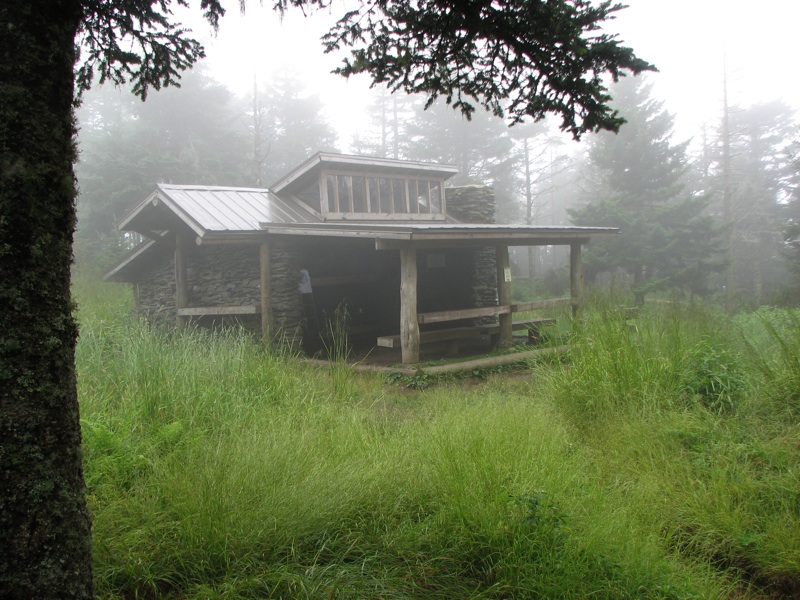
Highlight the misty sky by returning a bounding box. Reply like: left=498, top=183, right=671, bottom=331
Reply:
left=186, top=0, right=800, bottom=144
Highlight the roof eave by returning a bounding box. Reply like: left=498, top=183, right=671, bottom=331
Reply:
left=116, top=185, right=207, bottom=239
left=261, top=222, right=619, bottom=248
left=103, top=238, right=159, bottom=281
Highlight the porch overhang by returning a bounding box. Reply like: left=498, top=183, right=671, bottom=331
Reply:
left=261, top=222, right=619, bottom=248
left=261, top=222, right=617, bottom=365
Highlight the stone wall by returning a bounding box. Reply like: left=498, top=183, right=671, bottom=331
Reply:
left=268, top=241, right=305, bottom=346
left=134, top=246, right=176, bottom=328
left=446, top=185, right=495, bottom=224
left=131, top=239, right=305, bottom=344
left=188, top=246, right=259, bottom=307
left=446, top=185, right=498, bottom=323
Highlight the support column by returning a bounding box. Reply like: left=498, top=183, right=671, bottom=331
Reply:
left=570, top=242, right=584, bottom=319
left=175, top=230, right=188, bottom=331
left=496, top=244, right=512, bottom=347
left=259, top=241, right=272, bottom=341
left=400, top=246, right=420, bottom=364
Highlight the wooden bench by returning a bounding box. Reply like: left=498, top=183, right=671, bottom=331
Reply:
left=497, top=318, right=557, bottom=344
left=376, top=318, right=555, bottom=349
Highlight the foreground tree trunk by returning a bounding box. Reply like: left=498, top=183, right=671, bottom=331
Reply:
left=0, top=2, right=93, bottom=598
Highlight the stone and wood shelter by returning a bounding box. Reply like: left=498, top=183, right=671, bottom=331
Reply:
left=106, top=152, right=618, bottom=364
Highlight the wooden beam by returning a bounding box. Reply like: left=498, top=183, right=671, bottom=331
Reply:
left=175, top=230, right=189, bottom=331
left=347, top=175, right=354, bottom=212
left=260, top=241, right=272, bottom=340
left=400, top=246, right=420, bottom=364
left=177, top=305, right=260, bottom=316
left=511, top=298, right=575, bottom=312
left=375, top=235, right=594, bottom=250
left=570, top=242, right=584, bottom=319
left=333, top=175, right=340, bottom=212
left=418, top=305, right=511, bottom=324
left=378, top=326, right=479, bottom=349
left=377, top=318, right=555, bottom=349
left=326, top=212, right=446, bottom=222
left=319, top=171, right=329, bottom=213
left=496, top=245, right=513, bottom=347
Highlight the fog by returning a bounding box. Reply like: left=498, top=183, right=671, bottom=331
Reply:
left=188, top=0, right=800, bottom=143
left=76, top=0, right=800, bottom=307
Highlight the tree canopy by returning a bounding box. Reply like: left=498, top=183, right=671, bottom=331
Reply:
left=570, top=77, right=723, bottom=301
left=75, top=69, right=252, bottom=267
left=247, top=71, right=340, bottom=184
left=318, top=0, right=654, bottom=137
left=75, top=0, right=653, bottom=134
left=708, top=101, right=799, bottom=305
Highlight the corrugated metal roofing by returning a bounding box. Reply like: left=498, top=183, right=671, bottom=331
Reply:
left=157, top=184, right=322, bottom=231
left=118, top=184, right=321, bottom=236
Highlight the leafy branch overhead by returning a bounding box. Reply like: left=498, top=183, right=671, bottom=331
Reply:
left=75, top=0, right=228, bottom=100
left=314, top=0, right=655, bottom=137
left=76, top=0, right=653, bottom=138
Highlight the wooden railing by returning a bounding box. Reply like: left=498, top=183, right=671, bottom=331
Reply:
left=176, top=305, right=260, bottom=317
left=416, top=297, right=575, bottom=325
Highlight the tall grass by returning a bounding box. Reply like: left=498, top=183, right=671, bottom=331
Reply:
left=738, top=307, right=800, bottom=419
left=544, top=295, right=737, bottom=423
left=535, top=292, right=800, bottom=597
left=75, top=278, right=799, bottom=598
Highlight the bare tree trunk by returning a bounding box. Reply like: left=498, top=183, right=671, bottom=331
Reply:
left=0, top=1, right=93, bottom=597
left=722, top=58, right=736, bottom=312
left=523, top=138, right=536, bottom=294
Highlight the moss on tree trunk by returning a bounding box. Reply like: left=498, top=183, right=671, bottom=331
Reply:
left=0, top=1, right=93, bottom=597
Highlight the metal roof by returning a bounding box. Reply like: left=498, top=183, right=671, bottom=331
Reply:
left=270, top=152, right=459, bottom=195
left=118, top=183, right=321, bottom=238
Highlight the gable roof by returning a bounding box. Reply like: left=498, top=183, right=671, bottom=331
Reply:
left=118, top=183, right=321, bottom=240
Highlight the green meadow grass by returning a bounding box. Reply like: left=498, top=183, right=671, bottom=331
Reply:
left=74, top=277, right=799, bottom=599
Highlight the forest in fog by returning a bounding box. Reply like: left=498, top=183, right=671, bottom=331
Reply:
left=75, top=68, right=800, bottom=309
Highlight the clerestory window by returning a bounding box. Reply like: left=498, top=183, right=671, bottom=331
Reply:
left=321, top=172, right=446, bottom=219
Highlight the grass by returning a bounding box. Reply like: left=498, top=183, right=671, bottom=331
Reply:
left=74, top=276, right=800, bottom=599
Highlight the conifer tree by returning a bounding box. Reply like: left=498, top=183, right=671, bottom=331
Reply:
left=403, top=99, right=517, bottom=217
left=76, top=69, right=251, bottom=268
left=349, top=84, right=416, bottom=159
left=710, top=101, right=798, bottom=305
left=249, top=71, right=339, bottom=185
left=784, top=142, right=800, bottom=299
left=570, top=77, right=723, bottom=302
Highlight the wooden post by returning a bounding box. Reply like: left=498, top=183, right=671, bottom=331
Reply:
left=319, top=171, right=329, bottom=213
left=570, top=242, right=584, bottom=319
left=174, top=230, right=189, bottom=330
left=400, top=246, right=420, bottom=364
left=259, top=241, right=272, bottom=341
left=496, top=245, right=512, bottom=347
